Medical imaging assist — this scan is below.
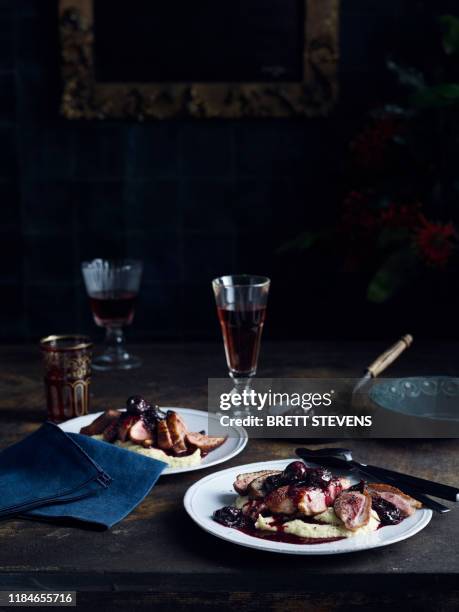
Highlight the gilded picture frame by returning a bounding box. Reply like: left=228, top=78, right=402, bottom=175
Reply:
left=59, top=0, right=340, bottom=120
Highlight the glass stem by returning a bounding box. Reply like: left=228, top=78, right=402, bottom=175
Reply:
left=230, top=376, right=253, bottom=416
left=104, top=326, right=127, bottom=360
left=231, top=377, right=251, bottom=395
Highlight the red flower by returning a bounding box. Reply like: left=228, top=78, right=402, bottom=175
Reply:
left=415, top=216, right=456, bottom=267
left=351, top=116, right=400, bottom=171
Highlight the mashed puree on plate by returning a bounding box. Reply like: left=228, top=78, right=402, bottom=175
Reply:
left=91, top=435, right=201, bottom=467
left=235, top=495, right=380, bottom=539
left=255, top=508, right=380, bottom=539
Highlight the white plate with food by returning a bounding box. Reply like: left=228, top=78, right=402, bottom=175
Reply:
left=184, top=459, right=433, bottom=554
left=59, top=396, right=247, bottom=475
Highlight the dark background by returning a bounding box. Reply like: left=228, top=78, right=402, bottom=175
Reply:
left=1, top=0, right=458, bottom=344
left=94, top=0, right=305, bottom=82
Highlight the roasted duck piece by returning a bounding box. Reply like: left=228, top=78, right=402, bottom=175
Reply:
left=79, top=396, right=226, bottom=460
left=233, top=470, right=282, bottom=495
left=118, top=414, right=138, bottom=442
left=129, top=418, right=152, bottom=444
left=233, top=461, right=349, bottom=516
left=185, top=432, right=226, bottom=453
left=156, top=418, right=174, bottom=450
left=79, top=409, right=121, bottom=436
left=247, top=472, right=282, bottom=499
left=265, top=478, right=349, bottom=516
left=167, top=411, right=188, bottom=454
left=334, top=490, right=372, bottom=531
left=367, top=483, right=422, bottom=517
left=102, top=418, right=120, bottom=442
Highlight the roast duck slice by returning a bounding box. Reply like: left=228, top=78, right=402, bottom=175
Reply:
left=334, top=490, right=372, bottom=531
left=167, top=411, right=188, bottom=454
left=118, top=414, right=138, bottom=442
left=185, top=432, right=227, bottom=454
left=264, top=478, right=350, bottom=516
left=156, top=418, right=174, bottom=450
left=79, top=409, right=121, bottom=437
left=230, top=462, right=422, bottom=531
left=154, top=412, right=192, bottom=454
left=247, top=472, right=282, bottom=499
left=232, top=468, right=349, bottom=516
left=233, top=470, right=282, bottom=495
left=129, top=418, right=152, bottom=445
left=334, top=482, right=422, bottom=530
left=80, top=405, right=226, bottom=457
left=367, top=483, right=422, bottom=516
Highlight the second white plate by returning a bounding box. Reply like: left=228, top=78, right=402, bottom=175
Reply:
left=59, top=407, right=248, bottom=476
left=184, top=459, right=433, bottom=554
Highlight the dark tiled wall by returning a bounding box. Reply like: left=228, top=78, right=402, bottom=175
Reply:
left=1, top=0, right=454, bottom=342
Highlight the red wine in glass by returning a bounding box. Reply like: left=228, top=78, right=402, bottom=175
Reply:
left=89, top=291, right=137, bottom=327
left=82, top=259, right=143, bottom=371
left=213, top=275, right=270, bottom=416
left=217, top=304, right=267, bottom=376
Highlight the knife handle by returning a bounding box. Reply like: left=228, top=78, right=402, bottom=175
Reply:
left=367, top=334, right=413, bottom=378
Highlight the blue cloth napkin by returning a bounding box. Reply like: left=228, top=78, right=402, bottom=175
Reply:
left=0, top=422, right=112, bottom=519
left=25, top=431, right=168, bottom=529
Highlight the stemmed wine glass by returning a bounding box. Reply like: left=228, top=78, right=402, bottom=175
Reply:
left=81, top=259, right=143, bottom=371
left=212, top=275, right=270, bottom=400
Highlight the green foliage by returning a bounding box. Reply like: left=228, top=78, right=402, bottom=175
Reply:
left=367, top=248, right=419, bottom=303
left=277, top=231, right=321, bottom=253
left=389, top=17, right=459, bottom=109
left=439, top=15, right=459, bottom=55
left=411, top=83, right=459, bottom=108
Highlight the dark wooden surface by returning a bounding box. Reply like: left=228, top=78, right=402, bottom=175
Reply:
left=0, top=342, right=458, bottom=599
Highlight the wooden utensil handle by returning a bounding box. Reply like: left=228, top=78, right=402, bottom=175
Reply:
left=367, top=334, right=413, bottom=378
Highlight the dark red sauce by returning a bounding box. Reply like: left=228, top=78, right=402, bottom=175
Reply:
left=287, top=485, right=309, bottom=506
left=236, top=523, right=344, bottom=545
left=215, top=509, right=345, bottom=546
left=232, top=510, right=406, bottom=544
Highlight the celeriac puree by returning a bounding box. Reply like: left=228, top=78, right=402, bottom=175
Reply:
left=235, top=496, right=380, bottom=539
left=91, top=435, right=201, bottom=467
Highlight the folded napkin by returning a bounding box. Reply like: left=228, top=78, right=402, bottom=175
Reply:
left=0, top=422, right=168, bottom=529
left=0, top=422, right=112, bottom=519
left=25, top=431, right=167, bottom=529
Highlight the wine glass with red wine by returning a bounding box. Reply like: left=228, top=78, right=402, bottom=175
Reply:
left=81, top=259, right=143, bottom=371
left=213, top=275, right=270, bottom=400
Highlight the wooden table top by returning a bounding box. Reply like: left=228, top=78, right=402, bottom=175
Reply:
left=0, top=342, right=458, bottom=594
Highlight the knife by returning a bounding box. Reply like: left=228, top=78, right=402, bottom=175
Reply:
left=353, top=334, right=413, bottom=396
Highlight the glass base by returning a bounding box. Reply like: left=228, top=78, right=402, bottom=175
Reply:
left=229, top=376, right=253, bottom=417
left=92, top=351, right=142, bottom=371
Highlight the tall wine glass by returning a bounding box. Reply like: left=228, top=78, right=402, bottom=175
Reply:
left=213, top=275, right=270, bottom=396
left=81, top=259, right=143, bottom=371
